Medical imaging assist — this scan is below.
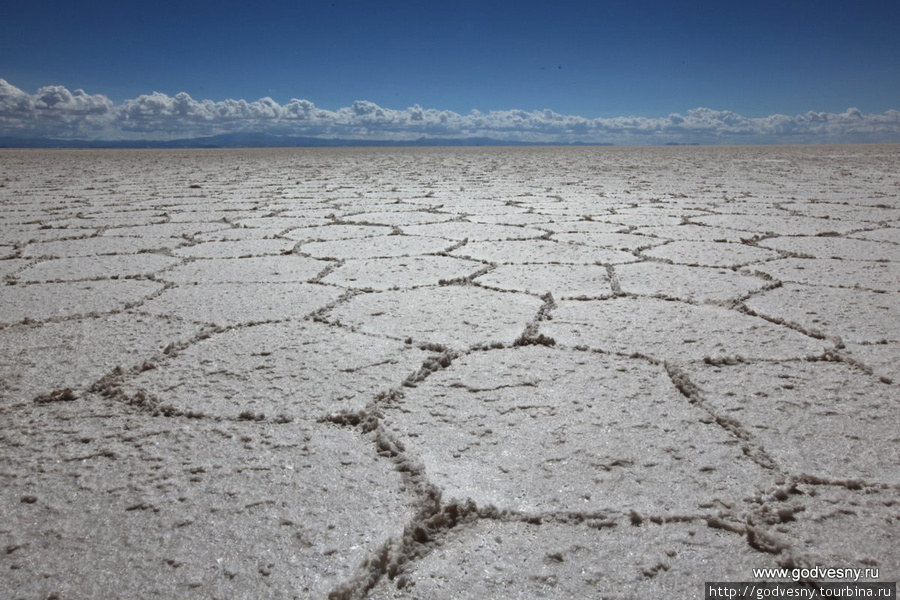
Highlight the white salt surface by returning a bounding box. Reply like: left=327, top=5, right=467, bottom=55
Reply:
left=1, top=146, right=898, bottom=598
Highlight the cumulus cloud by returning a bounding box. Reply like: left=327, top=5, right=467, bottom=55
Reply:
left=1, top=78, right=899, bottom=144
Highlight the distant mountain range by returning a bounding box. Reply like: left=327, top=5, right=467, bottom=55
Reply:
left=0, top=133, right=615, bottom=149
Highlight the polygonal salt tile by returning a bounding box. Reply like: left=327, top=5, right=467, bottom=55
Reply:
left=327, top=202, right=432, bottom=213
left=0, top=280, right=164, bottom=325
left=173, top=239, right=296, bottom=259
left=452, top=240, right=636, bottom=265
left=122, top=320, right=428, bottom=419
left=745, top=284, right=900, bottom=343
left=758, top=237, right=900, bottom=261
left=475, top=264, right=613, bottom=298
left=841, top=342, right=900, bottom=384
left=684, top=361, right=899, bottom=482
left=450, top=203, right=532, bottom=216
left=195, top=227, right=287, bottom=241
left=544, top=298, right=831, bottom=362
left=616, top=262, right=769, bottom=302
left=691, top=214, right=859, bottom=236
left=744, top=258, right=900, bottom=292
left=383, top=347, right=771, bottom=513
left=232, top=216, right=332, bottom=229
left=0, top=258, right=30, bottom=279
left=630, top=205, right=710, bottom=216
left=322, top=256, right=480, bottom=289
left=0, top=313, right=203, bottom=403
left=278, top=207, right=343, bottom=218
left=749, top=484, right=900, bottom=579
left=0, top=227, right=97, bottom=246
left=553, top=232, right=667, bottom=251
left=164, top=210, right=263, bottom=223
left=468, top=213, right=555, bottom=226
left=160, top=255, right=328, bottom=283
left=399, top=222, right=545, bottom=241
left=102, top=222, right=230, bottom=239
left=633, top=224, right=749, bottom=243
left=140, top=199, right=258, bottom=210
left=850, top=228, right=900, bottom=244
left=642, top=241, right=779, bottom=267
left=367, top=520, right=776, bottom=600
left=140, top=283, right=342, bottom=326
left=525, top=204, right=604, bottom=216
left=599, top=214, right=685, bottom=227
left=343, top=211, right=456, bottom=226
left=49, top=215, right=167, bottom=229
left=779, top=202, right=900, bottom=222
left=328, top=286, right=543, bottom=349
left=299, top=235, right=453, bottom=259
left=0, top=401, right=417, bottom=599
left=696, top=202, right=788, bottom=216
left=20, top=236, right=186, bottom=258
left=535, top=220, right=628, bottom=234
left=17, top=254, right=180, bottom=282
left=283, top=224, right=391, bottom=242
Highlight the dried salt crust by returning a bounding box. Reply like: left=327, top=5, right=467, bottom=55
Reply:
left=1, top=146, right=898, bottom=599
left=323, top=255, right=482, bottom=290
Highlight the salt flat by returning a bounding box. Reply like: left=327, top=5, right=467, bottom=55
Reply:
left=1, top=146, right=898, bottom=599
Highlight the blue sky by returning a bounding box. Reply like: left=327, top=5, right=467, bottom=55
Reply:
left=1, top=0, right=899, bottom=143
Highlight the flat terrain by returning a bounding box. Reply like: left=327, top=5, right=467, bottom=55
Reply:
left=1, top=146, right=898, bottom=599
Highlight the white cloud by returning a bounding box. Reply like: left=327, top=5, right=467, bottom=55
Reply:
left=1, top=78, right=899, bottom=143
left=33, top=85, right=113, bottom=114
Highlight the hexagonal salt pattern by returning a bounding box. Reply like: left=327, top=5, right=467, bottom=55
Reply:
left=121, top=320, right=429, bottom=420
left=2, top=145, right=898, bottom=599
left=322, top=255, right=483, bottom=290
left=399, top=222, right=545, bottom=241
left=758, top=236, right=900, bottom=262
left=328, top=286, right=544, bottom=349
left=172, top=239, right=296, bottom=258
left=690, top=214, right=862, bottom=236
left=748, top=483, right=900, bottom=581
left=0, top=400, right=418, bottom=600
left=17, top=254, right=180, bottom=282
left=615, top=262, right=769, bottom=302
left=20, top=235, right=187, bottom=257
left=0, top=313, right=204, bottom=403
left=367, top=519, right=778, bottom=600
left=0, top=280, right=164, bottom=324
left=138, top=283, right=343, bottom=326
left=745, top=284, right=900, bottom=343
left=642, top=240, right=779, bottom=267
left=683, top=360, right=900, bottom=483
left=552, top=231, right=667, bottom=251
left=544, top=297, right=831, bottom=362
left=475, top=263, right=613, bottom=298
left=745, top=258, right=900, bottom=292
left=383, top=347, right=772, bottom=514
left=300, top=235, right=454, bottom=259
left=452, top=239, right=637, bottom=264
left=159, top=255, right=330, bottom=283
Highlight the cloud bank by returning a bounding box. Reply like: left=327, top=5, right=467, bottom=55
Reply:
left=2, top=79, right=899, bottom=144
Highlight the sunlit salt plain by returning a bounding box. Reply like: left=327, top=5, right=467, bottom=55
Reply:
left=1, top=146, right=898, bottom=598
